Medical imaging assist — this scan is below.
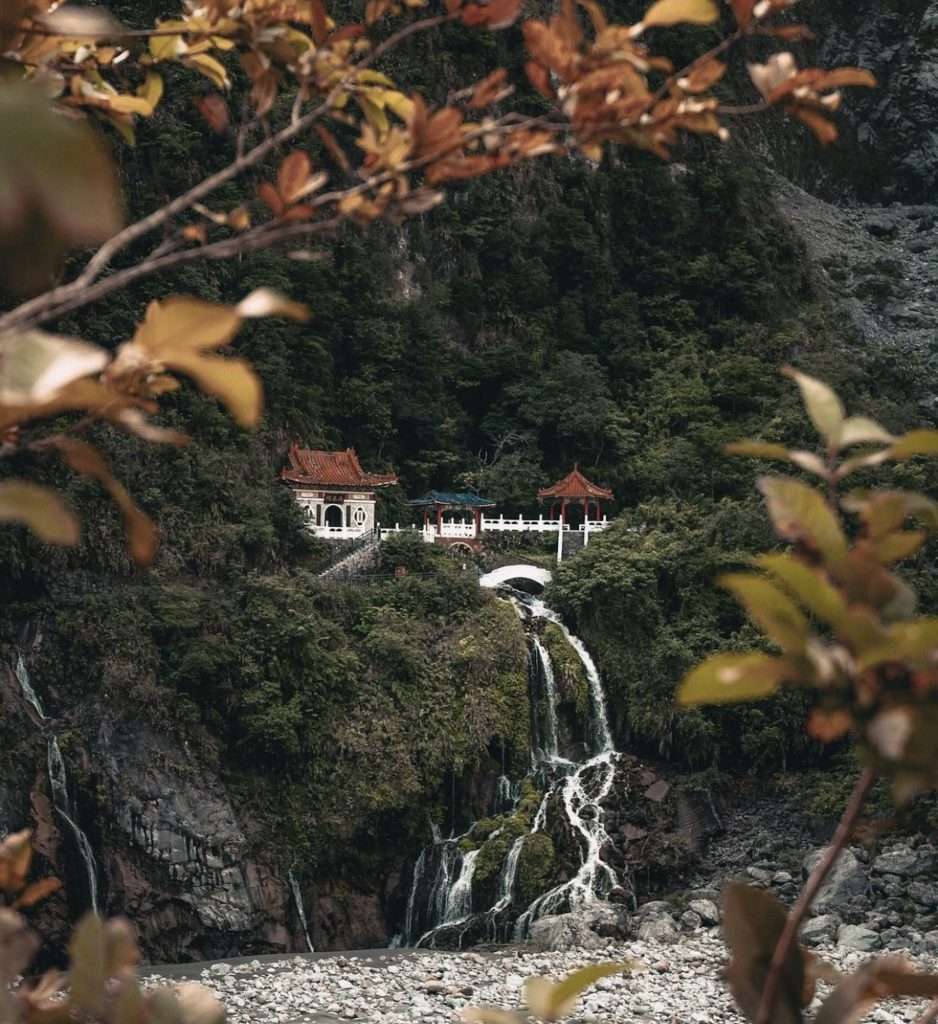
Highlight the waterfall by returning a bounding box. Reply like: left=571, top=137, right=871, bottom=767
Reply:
left=14, top=654, right=99, bottom=914
left=524, top=597, right=613, bottom=754
left=399, top=587, right=623, bottom=946
left=288, top=868, right=315, bottom=952
left=444, top=848, right=479, bottom=922
left=531, top=637, right=560, bottom=761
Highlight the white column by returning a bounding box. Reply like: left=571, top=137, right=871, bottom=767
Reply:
left=556, top=510, right=564, bottom=564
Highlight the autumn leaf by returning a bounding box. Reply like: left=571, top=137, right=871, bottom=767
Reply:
left=638, top=0, right=719, bottom=32
left=0, top=482, right=80, bottom=546
left=0, top=330, right=109, bottom=405
left=196, top=93, right=230, bottom=133
left=56, top=438, right=159, bottom=566
left=277, top=151, right=313, bottom=204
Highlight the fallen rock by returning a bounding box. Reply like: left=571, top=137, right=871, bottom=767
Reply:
left=803, top=848, right=868, bottom=914
left=688, top=900, right=720, bottom=926
left=637, top=915, right=680, bottom=944
left=838, top=924, right=881, bottom=952
left=801, top=915, right=842, bottom=946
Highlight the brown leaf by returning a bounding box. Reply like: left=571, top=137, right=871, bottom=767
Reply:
left=730, top=0, right=754, bottom=27
left=277, top=151, right=312, bottom=205
left=0, top=908, right=39, bottom=980
left=195, top=93, right=230, bottom=133
left=13, top=877, right=62, bottom=909
left=460, top=0, right=523, bottom=29
left=181, top=224, right=208, bottom=244
left=55, top=439, right=159, bottom=567
left=767, top=25, right=816, bottom=42
left=467, top=68, right=510, bottom=109
left=723, top=884, right=804, bottom=1024
left=681, top=58, right=726, bottom=93
left=525, top=60, right=554, bottom=99
left=309, top=0, right=329, bottom=43
left=0, top=830, right=33, bottom=893
left=806, top=709, right=853, bottom=743
left=315, top=123, right=352, bottom=173
left=789, top=105, right=838, bottom=144
left=257, top=181, right=286, bottom=217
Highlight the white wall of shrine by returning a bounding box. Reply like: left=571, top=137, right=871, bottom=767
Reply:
left=291, top=488, right=377, bottom=535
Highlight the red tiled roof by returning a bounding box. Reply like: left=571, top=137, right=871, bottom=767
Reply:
left=281, top=445, right=398, bottom=488
left=538, top=465, right=613, bottom=501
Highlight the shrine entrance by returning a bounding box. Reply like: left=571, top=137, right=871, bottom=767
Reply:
left=324, top=504, right=344, bottom=528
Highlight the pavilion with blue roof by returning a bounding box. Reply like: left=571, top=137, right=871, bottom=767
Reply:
left=408, top=490, right=496, bottom=549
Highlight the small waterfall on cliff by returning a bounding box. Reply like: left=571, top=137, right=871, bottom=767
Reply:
left=14, top=653, right=99, bottom=914
left=401, top=589, right=624, bottom=947
left=288, top=868, right=315, bottom=952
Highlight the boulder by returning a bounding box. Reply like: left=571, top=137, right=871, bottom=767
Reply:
left=637, top=915, right=680, bottom=944
left=837, top=924, right=880, bottom=952
left=872, top=846, right=918, bottom=877
left=803, top=848, right=868, bottom=914
left=688, top=899, right=720, bottom=926
left=529, top=904, right=629, bottom=951
left=801, top=915, right=842, bottom=947
left=680, top=910, right=702, bottom=931
left=909, top=881, right=938, bottom=908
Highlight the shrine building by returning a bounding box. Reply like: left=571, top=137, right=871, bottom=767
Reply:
left=281, top=444, right=398, bottom=537
left=537, top=465, right=613, bottom=528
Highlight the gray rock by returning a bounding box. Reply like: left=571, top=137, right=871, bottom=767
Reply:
left=909, top=881, right=938, bottom=907
left=747, top=867, right=774, bottom=885
left=529, top=904, right=629, bottom=951
left=923, top=930, right=938, bottom=953
left=688, top=899, right=720, bottom=926
left=680, top=910, right=702, bottom=931
left=803, top=848, right=868, bottom=913
left=837, top=924, right=881, bottom=952
left=867, top=217, right=899, bottom=238
left=637, top=915, right=680, bottom=944
left=801, top=915, right=842, bottom=947
left=872, top=845, right=918, bottom=876
left=772, top=872, right=793, bottom=886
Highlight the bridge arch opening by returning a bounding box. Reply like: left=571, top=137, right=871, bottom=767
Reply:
left=479, top=564, right=553, bottom=591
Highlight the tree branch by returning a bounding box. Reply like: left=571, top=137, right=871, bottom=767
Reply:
left=0, top=11, right=457, bottom=336
left=755, top=766, right=876, bottom=1024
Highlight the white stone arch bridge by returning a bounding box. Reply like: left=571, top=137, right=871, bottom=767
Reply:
left=478, top=565, right=552, bottom=590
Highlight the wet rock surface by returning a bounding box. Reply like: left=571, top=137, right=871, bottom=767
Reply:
left=143, top=938, right=938, bottom=1024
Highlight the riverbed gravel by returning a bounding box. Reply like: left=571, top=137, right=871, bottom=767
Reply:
left=144, top=935, right=938, bottom=1024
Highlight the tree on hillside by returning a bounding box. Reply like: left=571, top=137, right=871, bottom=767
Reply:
left=0, top=0, right=874, bottom=563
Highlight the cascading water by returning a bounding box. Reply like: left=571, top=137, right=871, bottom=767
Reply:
left=401, top=588, right=626, bottom=947
left=288, top=868, right=315, bottom=952
left=14, top=653, right=99, bottom=914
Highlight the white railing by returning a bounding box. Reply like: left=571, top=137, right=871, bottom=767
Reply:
left=380, top=524, right=437, bottom=544
left=480, top=515, right=610, bottom=533
left=440, top=521, right=476, bottom=538
left=310, top=525, right=370, bottom=540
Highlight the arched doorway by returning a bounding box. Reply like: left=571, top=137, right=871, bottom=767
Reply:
left=324, top=504, right=344, bottom=528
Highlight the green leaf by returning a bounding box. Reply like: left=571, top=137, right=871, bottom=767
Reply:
left=754, top=554, right=846, bottom=626
left=782, top=366, right=844, bottom=448
left=678, top=652, right=790, bottom=706
left=890, top=430, right=938, bottom=460
left=719, top=573, right=809, bottom=652
left=722, top=884, right=804, bottom=1024
left=856, top=619, right=938, bottom=671
left=0, top=481, right=80, bottom=546
left=838, top=416, right=895, bottom=448
left=525, top=964, right=634, bottom=1020
left=758, top=476, right=848, bottom=565
left=873, top=531, right=926, bottom=565
left=69, top=914, right=107, bottom=1014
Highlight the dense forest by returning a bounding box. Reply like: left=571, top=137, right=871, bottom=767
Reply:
left=2, top=0, right=937, bottom=959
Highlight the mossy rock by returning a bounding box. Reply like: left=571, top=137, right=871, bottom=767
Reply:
left=540, top=622, right=589, bottom=716
left=516, top=833, right=555, bottom=907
